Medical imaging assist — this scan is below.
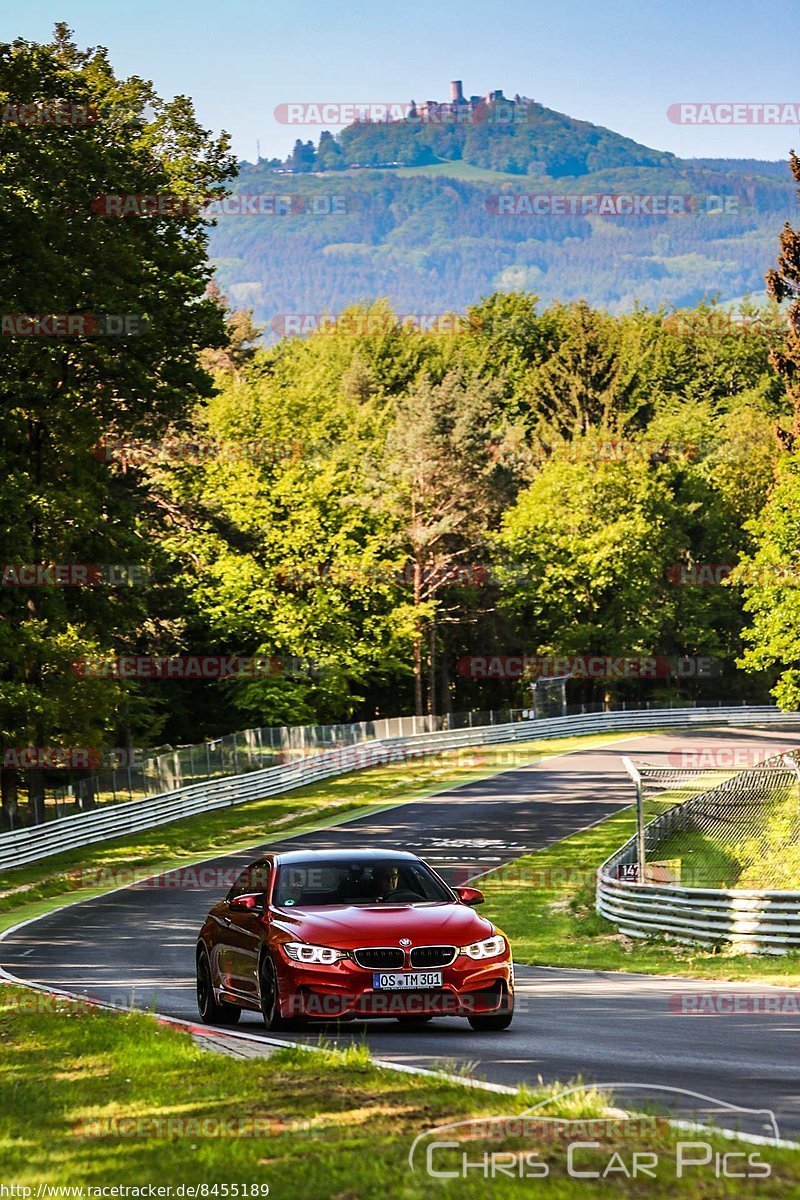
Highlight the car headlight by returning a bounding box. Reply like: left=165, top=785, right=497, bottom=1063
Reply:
left=460, top=934, right=506, bottom=960
left=283, top=942, right=349, bottom=965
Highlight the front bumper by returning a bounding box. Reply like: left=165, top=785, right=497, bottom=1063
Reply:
left=275, top=951, right=514, bottom=1020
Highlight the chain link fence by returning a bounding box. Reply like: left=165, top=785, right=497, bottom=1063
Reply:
left=622, top=750, right=800, bottom=889
left=2, top=696, right=767, bottom=832
left=29, top=709, right=526, bottom=829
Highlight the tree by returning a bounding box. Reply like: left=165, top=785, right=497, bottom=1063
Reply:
left=374, top=370, right=512, bottom=714
left=495, top=425, right=767, bottom=708
left=149, top=305, right=430, bottom=728
left=728, top=152, right=800, bottom=708
left=316, top=130, right=342, bottom=170
left=766, top=150, right=800, bottom=422
left=201, top=283, right=263, bottom=378
left=0, top=26, right=235, bottom=821
left=733, top=455, right=800, bottom=708
left=287, top=138, right=315, bottom=172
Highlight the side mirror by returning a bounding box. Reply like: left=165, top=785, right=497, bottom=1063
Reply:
left=231, top=893, right=262, bottom=911
left=455, top=885, right=484, bottom=906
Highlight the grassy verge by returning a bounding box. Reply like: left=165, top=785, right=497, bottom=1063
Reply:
left=0, top=730, right=640, bottom=932
left=480, top=807, right=800, bottom=986
left=0, top=984, right=796, bottom=1194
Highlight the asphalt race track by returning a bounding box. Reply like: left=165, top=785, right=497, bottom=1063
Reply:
left=4, top=725, right=800, bottom=1138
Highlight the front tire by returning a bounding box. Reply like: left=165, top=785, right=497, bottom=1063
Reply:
left=468, top=991, right=514, bottom=1031
left=196, top=948, right=241, bottom=1026
left=259, top=953, right=288, bottom=1030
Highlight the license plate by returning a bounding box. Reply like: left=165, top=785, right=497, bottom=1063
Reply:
left=372, top=971, right=443, bottom=990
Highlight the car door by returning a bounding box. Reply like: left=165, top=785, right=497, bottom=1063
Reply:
left=222, top=864, right=270, bottom=1001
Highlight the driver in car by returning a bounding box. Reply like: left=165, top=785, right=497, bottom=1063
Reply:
left=373, top=864, right=422, bottom=903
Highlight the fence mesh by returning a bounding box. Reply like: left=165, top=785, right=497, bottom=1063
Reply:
left=626, top=750, right=800, bottom=889
left=6, top=707, right=529, bottom=830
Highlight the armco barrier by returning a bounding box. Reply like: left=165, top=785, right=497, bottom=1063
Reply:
left=1, top=705, right=797, bottom=872
left=597, top=741, right=800, bottom=953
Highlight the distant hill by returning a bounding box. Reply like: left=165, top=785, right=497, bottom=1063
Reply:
left=327, top=96, right=677, bottom=177
left=208, top=90, right=798, bottom=330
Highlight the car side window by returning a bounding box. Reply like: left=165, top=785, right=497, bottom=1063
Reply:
left=227, top=863, right=270, bottom=907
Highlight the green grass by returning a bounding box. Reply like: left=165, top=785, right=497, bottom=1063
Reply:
left=0, top=730, right=643, bottom=932
left=390, top=160, right=547, bottom=183
left=1, top=984, right=796, bottom=1194
left=480, top=806, right=800, bottom=985
left=655, top=829, right=744, bottom=888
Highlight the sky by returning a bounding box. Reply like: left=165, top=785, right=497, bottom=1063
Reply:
left=4, top=0, right=800, bottom=164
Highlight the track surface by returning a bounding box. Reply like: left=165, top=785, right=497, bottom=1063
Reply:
left=4, top=726, right=800, bottom=1138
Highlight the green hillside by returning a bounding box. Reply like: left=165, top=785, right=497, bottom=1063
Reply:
left=326, top=96, right=677, bottom=176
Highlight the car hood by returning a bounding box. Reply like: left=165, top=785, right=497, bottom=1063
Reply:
left=269, top=901, right=494, bottom=948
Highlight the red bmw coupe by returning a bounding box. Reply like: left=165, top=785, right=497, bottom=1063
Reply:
left=196, top=849, right=514, bottom=1031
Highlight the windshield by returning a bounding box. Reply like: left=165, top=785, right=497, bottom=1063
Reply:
left=272, top=858, right=454, bottom=907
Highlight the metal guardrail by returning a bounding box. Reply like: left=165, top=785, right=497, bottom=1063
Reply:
left=1, top=704, right=796, bottom=872
left=597, top=741, right=800, bottom=953
left=49, top=707, right=533, bottom=820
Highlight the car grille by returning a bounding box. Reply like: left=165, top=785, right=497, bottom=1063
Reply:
left=409, top=945, right=456, bottom=968
left=353, top=947, right=405, bottom=969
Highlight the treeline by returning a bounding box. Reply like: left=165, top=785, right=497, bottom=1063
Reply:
left=150, top=292, right=789, bottom=739
left=209, top=164, right=798, bottom=323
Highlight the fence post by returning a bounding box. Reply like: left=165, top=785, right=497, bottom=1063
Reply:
left=622, top=755, right=646, bottom=881
left=786, top=754, right=800, bottom=808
